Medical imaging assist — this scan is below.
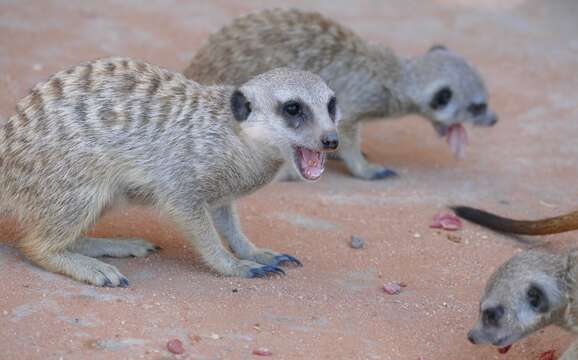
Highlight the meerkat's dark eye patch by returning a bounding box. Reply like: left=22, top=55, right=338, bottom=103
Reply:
left=283, top=101, right=301, bottom=117
left=430, top=87, right=452, bottom=110
left=527, top=284, right=549, bottom=313
left=231, top=90, right=251, bottom=122
left=482, top=305, right=504, bottom=327
left=327, top=96, right=337, bottom=121
left=468, top=102, right=487, bottom=116
left=279, top=100, right=310, bottom=129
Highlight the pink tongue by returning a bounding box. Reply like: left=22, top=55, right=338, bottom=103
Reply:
left=446, top=124, right=468, bottom=160
left=300, top=148, right=324, bottom=179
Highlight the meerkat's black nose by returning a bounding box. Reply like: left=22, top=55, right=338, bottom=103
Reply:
left=321, top=132, right=339, bottom=150
left=467, top=331, right=477, bottom=344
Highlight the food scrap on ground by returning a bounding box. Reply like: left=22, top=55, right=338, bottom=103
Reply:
left=538, top=349, right=556, bottom=360
left=498, top=345, right=511, bottom=354
left=383, top=282, right=403, bottom=295
left=252, top=348, right=273, bottom=356
left=349, top=235, right=364, bottom=249
left=166, top=339, right=185, bottom=354
left=430, top=212, right=462, bottom=231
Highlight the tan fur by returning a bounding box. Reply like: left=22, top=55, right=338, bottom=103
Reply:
left=468, top=250, right=578, bottom=359
left=0, top=58, right=337, bottom=286
left=454, top=206, right=578, bottom=235
left=184, top=8, right=497, bottom=180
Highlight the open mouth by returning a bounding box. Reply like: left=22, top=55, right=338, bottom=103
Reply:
left=292, top=146, right=327, bottom=181
left=494, top=337, right=513, bottom=354
left=434, top=122, right=468, bottom=160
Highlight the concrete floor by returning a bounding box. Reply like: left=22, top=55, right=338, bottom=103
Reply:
left=1, top=1, right=577, bottom=359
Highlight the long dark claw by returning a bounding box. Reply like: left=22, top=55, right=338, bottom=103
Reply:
left=274, top=254, right=303, bottom=267
left=249, top=265, right=285, bottom=278
left=370, top=168, right=398, bottom=180
left=102, top=278, right=113, bottom=287
left=119, top=277, right=130, bottom=288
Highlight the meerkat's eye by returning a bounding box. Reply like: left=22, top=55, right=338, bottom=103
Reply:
left=283, top=101, right=302, bottom=117
left=482, top=306, right=504, bottom=327
left=527, top=285, right=549, bottom=313
left=468, top=102, right=487, bottom=116
left=430, top=87, right=452, bottom=110
left=327, top=96, right=337, bottom=121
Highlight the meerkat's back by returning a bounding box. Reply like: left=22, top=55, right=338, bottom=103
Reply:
left=184, top=8, right=392, bottom=86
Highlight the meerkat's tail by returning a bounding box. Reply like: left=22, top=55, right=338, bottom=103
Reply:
left=451, top=206, right=578, bottom=235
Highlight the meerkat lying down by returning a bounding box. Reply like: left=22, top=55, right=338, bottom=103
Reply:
left=0, top=58, right=339, bottom=287
left=184, top=8, right=498, bottom=180
left=468, top=250, right=578, bottom=359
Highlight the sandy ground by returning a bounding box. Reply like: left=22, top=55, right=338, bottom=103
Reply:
left=1, top=1, right=578, bottom=359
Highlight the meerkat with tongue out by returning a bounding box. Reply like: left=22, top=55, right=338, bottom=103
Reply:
left=184, top=8, right=498, bottom=180
left=468, top=249, right=578, bottom=359
left=0, top=58, right=339, bottom=287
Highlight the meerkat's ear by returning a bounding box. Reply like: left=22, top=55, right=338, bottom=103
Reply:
left=429, top=44, right=448, bottom=52
left=231, top=90, right=252, bottom=122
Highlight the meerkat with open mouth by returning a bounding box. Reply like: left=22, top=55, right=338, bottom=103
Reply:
left=468, top=249, right=578, bottom=359
left=184, top=8, right=498, bottom=180
left=0, top=58, right=339, bottom=287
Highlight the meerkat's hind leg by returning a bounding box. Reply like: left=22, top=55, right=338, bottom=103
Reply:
left=18, top=188, right=130, bottom=287
left=21, top=232, right=130, bottom=287
left=211, top=204, right=302, bottom=268
left=69, top=237, right=160, bottom=258
left=560, top=340, right=578, bottom=360
left=339, top=121, right=398, bottom=180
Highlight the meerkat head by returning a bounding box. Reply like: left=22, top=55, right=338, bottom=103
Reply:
left=231, top=67, right=340, bottom=181
left=467, top=250, right=570, bottom=354
left=407, top=45, right=498, bottom=159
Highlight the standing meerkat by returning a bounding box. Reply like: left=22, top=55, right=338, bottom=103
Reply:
left=454, top=205, right=578, bottom=235
left=0, top=57, right=339, bottom=287
left=184, top=8, right=498, bottom=180
left=468, top=250, right=578, bottom=359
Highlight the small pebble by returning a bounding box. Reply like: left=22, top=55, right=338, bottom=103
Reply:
left=349, top=235, right=364, bottom=249
left=446, top=234, right=461, bottom=243
left=166, top=339, right=185, bottom=355
left=383, top=282, right=402, bottom=295
left=413, top=233, right=421, bottom=239
left=189, top=334, right=202, bottom=343
left=252, top=348, right=273, bottom=356
left=210, top=333, right=220, bottom=340
left=32, top=63, right=43, bottom=71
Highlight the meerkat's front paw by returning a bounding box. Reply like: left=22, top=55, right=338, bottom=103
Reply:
left=237, top=260, right=285, bottom=278
left=353, top=163, right=398, bottom=180
left=243, top=249, right=303, bottom=268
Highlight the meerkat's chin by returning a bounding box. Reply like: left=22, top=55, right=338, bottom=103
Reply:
left=291, top=145, right=326, bottom=181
